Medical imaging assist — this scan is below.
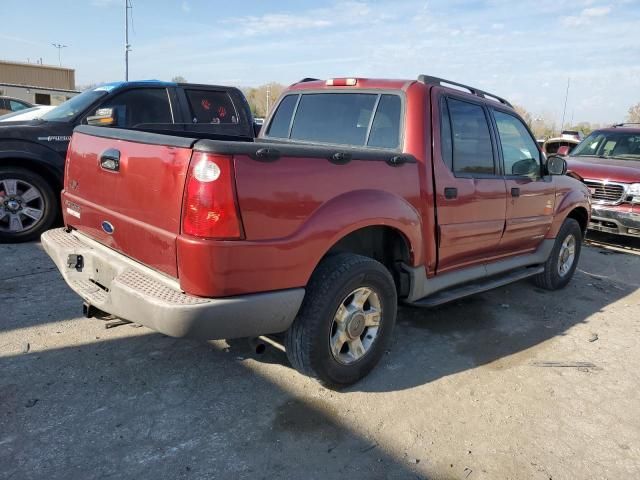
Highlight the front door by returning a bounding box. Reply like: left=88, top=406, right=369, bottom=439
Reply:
left=432, top=92, right=507, bottom=273
left=490, top=108, right=555, bottom=253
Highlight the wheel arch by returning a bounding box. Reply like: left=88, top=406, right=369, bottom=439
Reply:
left=299, top=189, right=423, bottom=298
left=566, top=206, right=589, bottom=236
left=0, top=155, right=63, bottom=193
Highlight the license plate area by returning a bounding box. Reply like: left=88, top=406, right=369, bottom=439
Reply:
left=91, top=258, right=116, bottom=291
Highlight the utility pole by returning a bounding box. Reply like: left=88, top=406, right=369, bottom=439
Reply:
left=561, top=77, right=570, bottom=130
left=125, top=0, right=132, bottom=81
left=51, top=43, right=67, bottom=66
left=266, top=84, right=271, bottom=116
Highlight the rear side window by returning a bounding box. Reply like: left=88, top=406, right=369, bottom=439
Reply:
left=266, top=92, right=402, bottom=149
left=368, top=95, right=401, bottom=149
left=447, top=98, right=495, bottom=175
left=266, top=94, right=297, bottom=138
left=185, top=90, right=238, bottom=124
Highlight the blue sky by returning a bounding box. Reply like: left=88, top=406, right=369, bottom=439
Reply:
left=2, top=0, right=639, bottom=124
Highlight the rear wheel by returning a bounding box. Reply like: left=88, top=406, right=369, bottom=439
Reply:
left=533, top=218, right=582, bottom=290
left=0, top=167, right=57, bottom=243
left=285, top=253, right=397, bottom=386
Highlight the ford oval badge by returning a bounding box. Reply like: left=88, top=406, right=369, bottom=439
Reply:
left=101, top=221, right=115, bottom=234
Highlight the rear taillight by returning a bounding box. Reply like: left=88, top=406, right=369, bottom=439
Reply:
left=182, top=152, right=242, bottom=239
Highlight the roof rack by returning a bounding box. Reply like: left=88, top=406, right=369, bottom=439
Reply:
left=418, top=75, right=513, bottom=108
left=612, top=122, right=640, bottom=128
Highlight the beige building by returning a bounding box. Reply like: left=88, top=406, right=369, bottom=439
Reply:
left=0, top=60, right=80, bottom=106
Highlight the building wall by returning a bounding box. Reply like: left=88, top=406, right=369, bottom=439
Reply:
left=0, top=60, right=75, bottom=90
left=0, top=84, right=78, bottom=106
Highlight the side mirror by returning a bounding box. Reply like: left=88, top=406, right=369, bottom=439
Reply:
left=87, top=107, right=117, bottom=127
left=557, top=145, right=570, bottom=156
left=546, top=155, right=567, bottom=175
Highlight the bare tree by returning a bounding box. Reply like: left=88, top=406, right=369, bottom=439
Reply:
left=628, top=102, right=640, bottom=123
left=243, top=83, right=286, bottom=118
left=513, top=104, right=533, bottom=128
left=171, top=76, right=187, bottom=83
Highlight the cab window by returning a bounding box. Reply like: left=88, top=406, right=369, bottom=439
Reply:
left=446, top=98, right=495, bottom=175
left=493, top=110, right=540, bottom=178
left=185, top=90, right=238, bottom=124
left=95, top=88, right=173, bottom=128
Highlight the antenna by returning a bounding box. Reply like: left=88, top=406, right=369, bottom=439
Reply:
left=561, top=77, right=570, bottom=130
left=51, top=43, right=68, bottom=66
left=125, top=0, right=132, bottom=81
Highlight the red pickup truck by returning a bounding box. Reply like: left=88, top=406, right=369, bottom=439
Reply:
left=42, top=76, right=591, bottom=385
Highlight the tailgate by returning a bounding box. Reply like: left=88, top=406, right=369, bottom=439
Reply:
left=62, top=126, right=196, bottom=277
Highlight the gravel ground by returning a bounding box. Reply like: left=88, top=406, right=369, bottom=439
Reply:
left=1, top=232, right=639, bottom=479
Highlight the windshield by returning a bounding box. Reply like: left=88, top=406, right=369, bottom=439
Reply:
left=572, top=130, right=640, bottom=161
left=40, top=89, right=108, bottom=122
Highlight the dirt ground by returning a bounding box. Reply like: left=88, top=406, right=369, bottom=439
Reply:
left=1, top=232, right=639, bottom=480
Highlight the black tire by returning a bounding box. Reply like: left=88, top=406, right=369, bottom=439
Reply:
left=284, top=253, right=397, bottom=387
left=0, top=167, right=57, bottom=243
left=533, top=218, right=582, bottom=290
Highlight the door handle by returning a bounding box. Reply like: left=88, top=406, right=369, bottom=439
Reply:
left=511, top=187, right=520, bottom=197
left=444, top=187, right=458, bottom=199
left=100, top=148, right=120, bottom=172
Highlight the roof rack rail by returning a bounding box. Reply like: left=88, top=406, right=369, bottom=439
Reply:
left=297, top=77, right=320, bottom=84
left=612, top=122, right=640, bottom=128
left=418, top=75, right=513, bottom=108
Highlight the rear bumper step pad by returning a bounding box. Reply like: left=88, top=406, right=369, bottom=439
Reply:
left=41, top=228, right=304, bottom=340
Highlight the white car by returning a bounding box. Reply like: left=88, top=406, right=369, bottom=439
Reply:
left=0, top=105, right=56, bottom=122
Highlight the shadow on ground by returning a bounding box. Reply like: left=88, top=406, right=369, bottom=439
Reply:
left=1, top=240, right=638, bottom=479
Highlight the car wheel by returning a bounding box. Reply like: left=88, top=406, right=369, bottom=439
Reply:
left=533, top=218, right=582, bottom=290
left=0, top=167, right=57, bottom=243
left=284, top=253, right=397, bottom=386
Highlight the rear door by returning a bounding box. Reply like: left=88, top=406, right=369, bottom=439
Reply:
left=432, top=92, right=507, bottom=272
left=490, top=108, right=555, bottom=253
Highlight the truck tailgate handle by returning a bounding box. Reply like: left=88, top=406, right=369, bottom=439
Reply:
left=254, top=148, right=281, bottom=162
left=444, top=187, right=458, bottom=199
left=330, top=152, right=352, bottom=164
left=100, top=148, right=120, bottom=172
left=387, top=155, right=410, bottom=166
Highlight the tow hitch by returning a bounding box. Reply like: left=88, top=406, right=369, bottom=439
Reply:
left=67, top=254, right=83, bottom=271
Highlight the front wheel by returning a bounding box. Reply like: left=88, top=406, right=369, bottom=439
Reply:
left=284, top=253, right=397, bottom=386
left=0, top=167, right=57, bottom=243
left=533, top=218, right=582, bottom=290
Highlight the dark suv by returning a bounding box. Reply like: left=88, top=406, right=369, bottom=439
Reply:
left=566, top=124, right=640, bottom=238
left=0, top=81, right=255, bottom=242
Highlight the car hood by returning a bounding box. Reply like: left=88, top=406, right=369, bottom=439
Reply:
left=566, top=156, right=640, bottom=184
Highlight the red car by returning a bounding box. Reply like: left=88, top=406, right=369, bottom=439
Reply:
left=41, top=76, right=590, bottom=385
left=565, top=124, right=640, bottom=238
